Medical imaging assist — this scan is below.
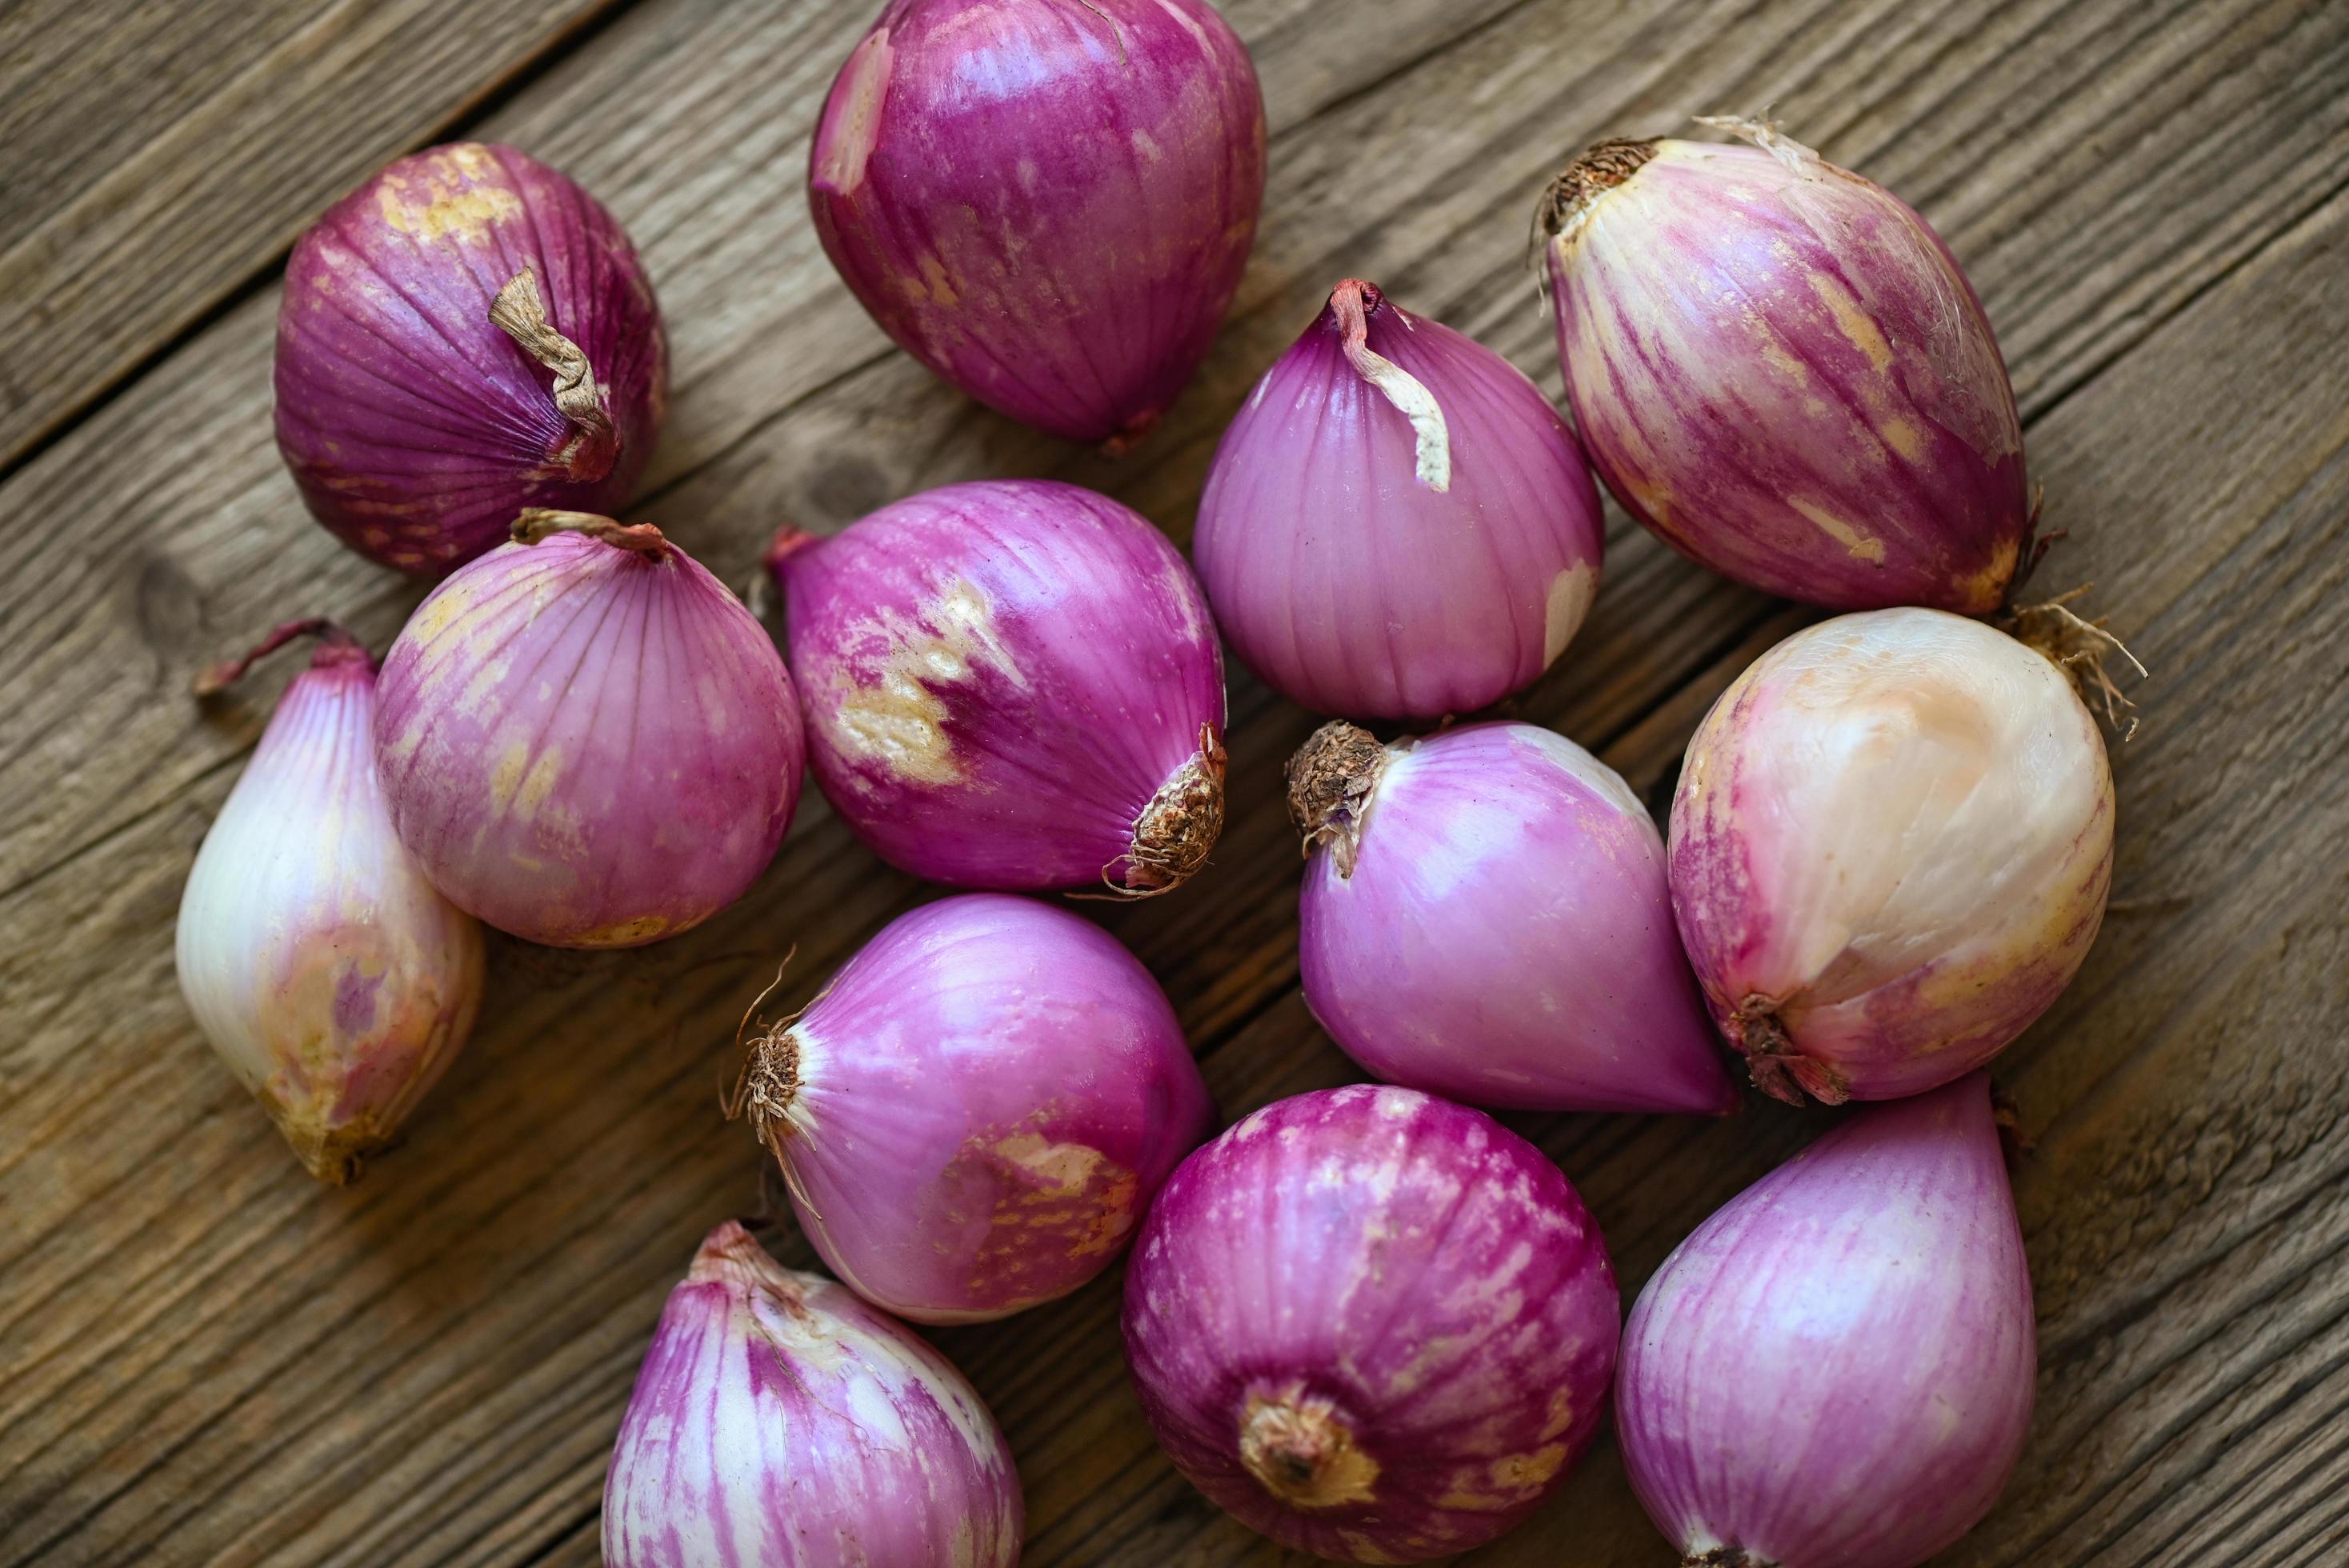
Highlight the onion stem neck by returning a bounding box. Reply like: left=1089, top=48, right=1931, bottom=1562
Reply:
left=1327, top=278, right=1451, bottom=490
left=194, top=617, right=368, bottom=698
left=1286, top=722, right=1391, bottom=878
left=511, top=509, right=670, bottom=558
left=1239, top=1387, right=1379, bottom=1510
left=490, top=267, right=618, bottom=483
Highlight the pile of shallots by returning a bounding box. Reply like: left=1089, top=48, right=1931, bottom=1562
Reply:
left=173, top=3, right=2135, bottom=1564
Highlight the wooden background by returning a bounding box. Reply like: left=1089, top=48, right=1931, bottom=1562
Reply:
left=4, top=0, right=2347, bottom=1562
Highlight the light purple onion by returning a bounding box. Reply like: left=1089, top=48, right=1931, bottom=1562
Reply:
left=1289, top=720, right=1734, bottom=1114
left=768, top=479, right=1227, bottom=894
left=1538, top=122, right=2027, bottom=612
left=275, top=142, right=666, bottom=575
left=603, top=1222, right=1022, bottom=1568
left=808, top=0, right=1265, bottom=446
left=1195, top=279, right=1605, bottom=719
left=736, top=894, right=1213, bottom=1323
left=1123, top=1085, right=1619, bottom=1563
left=1616, top=1074, right=2035, bottom=1568
left=375, top=512, right=803, bottom=949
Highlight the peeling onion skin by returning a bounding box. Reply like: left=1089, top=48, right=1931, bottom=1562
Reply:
left=1669, top=608, right=2112, bottom=1104
left=1122, top=1086, right=1619, bottom=1563
left=1294, top=721, right=1735, bottom=1114
left=1616, top=1074, right=2035, bottom=1568
left=809, top=0, right=1265, bottom=446
left=769, top=479, right=1227, bottom=894
left=176, top=629, right=484, bottom=1183
left=602, top=1222, right=1022, bottom=1568
left=375, top=520, right=803, bottom=949
left=1539, top=127, right=2027, bottom=612
left=1195, top=281, right=1605, bottom=719
left=738, top=894, right=1213, bottom=1325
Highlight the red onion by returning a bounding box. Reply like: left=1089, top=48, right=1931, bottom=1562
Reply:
left=604, top=1222, right=1022, bottom=1568
left=1669, top=607, right=2111, bottom=1103
left=375, top=511, right=803, bottom=948
left=1289, top=720, right=1734, bottom=1114
left=808, top=0, right=1265, bottom=447
left=1616, top=1074, right=2035, bottom=1568
left=735, top=893, right=1212, bottom=1323
left=1123, top=1085, right=1619, bottom=1563
left=767, top=479, right=1227, bottom=894
left=276, top=142, right=666, bottom=574
left=1538, top=121, right=2027, bottom=612
left=177, top=621, right=485, bottom=1182
left=1194, top=280, right=1605, bottom=719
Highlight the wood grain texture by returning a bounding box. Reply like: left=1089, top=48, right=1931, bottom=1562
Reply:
left=2, top=0, right=2345, bottom=1564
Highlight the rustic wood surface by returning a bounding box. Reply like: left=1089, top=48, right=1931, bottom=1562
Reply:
left=4, top=0, right=2346, bottom=1562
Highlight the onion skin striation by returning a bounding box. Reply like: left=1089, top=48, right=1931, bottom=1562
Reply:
left=809, top=0, right=1266, bottom=446
left=1615, top=1074, right=2035, bottom=1568
left=276, top=142, right=667, bottom=574
left=737, top=894, right=1213, bottom=1324
left=1291, top=720, right=1735, bottom=1114
left=1195, top=280, right=1604, bottom=718
left=1539, top=122, right=2027, bottom=612
left=176, top=622, right=485, bottom=1183
left=603, top=1222, right=1022, bottom=1568
left=375, top=512, right=803, bottom=949
left=1123, top=1085, right=1619, bottom=1563
left=1669, top=607, right=2112, bottom=1104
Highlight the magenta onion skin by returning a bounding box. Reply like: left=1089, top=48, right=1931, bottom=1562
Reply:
left=1616, top=1074, right=2035, bottom=1568
left=1669, top=607, right=2111, bottom=1105
left=603, top=1222, right=1022, bottom=1568
left=1123, top=1085, right=1619, bottom=1563
left=1195, top=280, right=1604, bottom=718
left=1539, top=126, right=2026, bottom=613
left=275, top=142, right=667, bottom=575
left=808, top=0, right=1265, bottom=446
left=739, top=894, right=1213, bottom=1324
left=375, top=516, right=802, bottom=948
left=769, top=479, right=1227, bottom=894
left=1291, top=721, right=1734, bottom=1115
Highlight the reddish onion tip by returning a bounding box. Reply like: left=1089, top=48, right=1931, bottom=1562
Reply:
left=509, top=508, right=669, bottom=557
left=488, top=268, right=618, bottom=484
left=1536, top=138, right=1659, bottom=238
left=1285, top=721, right=1391, bottom=875
left=194, top=618, right=368, bottom=698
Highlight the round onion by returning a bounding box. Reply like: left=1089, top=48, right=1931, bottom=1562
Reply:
left=375, top=510, right=802, bottom=948
left=1669, top=607, right=2111, bottom=1104
left=1194, top=279, right=1604, bottom=718
left=604, top=1222, right=1023, bottom=1568
left=1536, top=121, right=2027, bottom=612
left=1616, top=1074, right=2035, bottom=1568
left=1122, top=1085, right=1619, bottom=1563
left=767, top=479, right=1227, bottom=894
left=1289, top=720, right=1734, bottom=1114
left=808, top=0, right=1266, bottom=447
left=276, top=142, right=667, bottom=574
left=735, top=893, right=1213, bottom=1323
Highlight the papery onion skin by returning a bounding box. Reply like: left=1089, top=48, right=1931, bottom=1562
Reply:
left=1123, top=1085, right=1619, bottom=1563
left=1292, top=720, right=1735, bottom=1115
left=809, top=0, right=1265, bottom=446
left=376, top=514, right=802, bottom=949
left=738, top=894, right=1212, bottom=1324
left=1539, top=124, right=2027, bottom=613
left=1195, top=280, right=1604, bottom=718
left=603, top=1222, right=1022, bottom=1568
left=769, top=479, right=1227, bottom=894
left=177, top=623, right=485, bottom=1183
left=276, top=142, right=667, bottom=574
left=1616, top=1074, right=2035, bottom=1568
left=1669, top=607, right=2111, bottom=1105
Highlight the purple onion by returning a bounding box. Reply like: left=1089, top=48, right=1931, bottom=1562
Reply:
left=375, top=512, right=803, bottom=949
left=1123, top=1085, right=1619, bottom=1563
left=1537, top=122, right=2027, bottom=612
left=1195, top=280, right=1605, bottom=719
left=1616, top=1074, right=2035, bottom=1568
left=1288, top=720, right=1734, bottom=1114
left=768, top=479, right=1227, bottom=894
left=808, top=0, right=1265, bottom=446
left=603, top=1222, right=1022, bottom=1568
left=274, top=142, right=667, bottom=575
left=736, top=894, right=1213, bottom=1323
